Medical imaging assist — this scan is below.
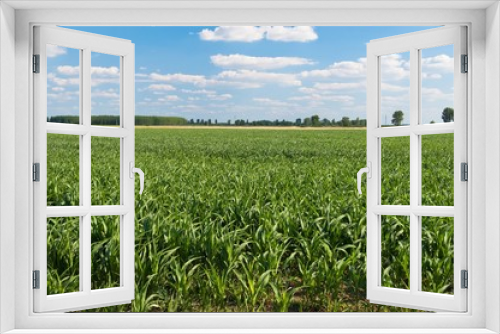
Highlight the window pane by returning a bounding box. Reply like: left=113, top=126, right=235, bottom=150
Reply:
left=421, top=216, right=454, bottom=294
left=380, top=52, right=410, bottom=127
left=381, top=215, right=410, bottom=290
left=47, top=134, right=80, bottom=206
left=91, top=137, right=120, bottom=205
left=381, top=136, right=410, bottom=205
left=46, top=45, right=80, bottom=124
left=47, top=217, right=80, bottom=295
left=420, top=45, right=454, bottom=125
left=421, top=134, right=454, bottom=206
left=91, top=52, right=121, bottom=126
left=91, top=215, right=120, bottom=290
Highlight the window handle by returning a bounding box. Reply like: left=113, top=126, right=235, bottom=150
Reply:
left=357, top=162, right=371, bottom=195
left=129, top=162, right=144, bottom=195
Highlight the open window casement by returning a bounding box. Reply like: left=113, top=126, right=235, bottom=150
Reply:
left=33, top=26, right=140, bottom=312
left=361, top=26, right=467, bottom=312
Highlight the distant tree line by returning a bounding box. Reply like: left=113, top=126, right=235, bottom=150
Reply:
left=48, top=114, right=368, bottom=127
left=135, top=116, right=188, bottom=126
left=47, top=107, right=454, bottom=128
left=188, top=115, right=367, bottom=127
left=48, top=115, right=188, bottom=126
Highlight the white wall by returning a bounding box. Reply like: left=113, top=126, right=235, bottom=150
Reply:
left=486, top=2, right=500, bottom=333
left=0, top=2, right=16, bottom=333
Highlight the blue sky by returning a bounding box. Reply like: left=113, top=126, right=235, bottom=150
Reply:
left=47, top=26, right=454, bottom=124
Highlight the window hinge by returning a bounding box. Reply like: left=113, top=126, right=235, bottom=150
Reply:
left=33, top=54, right=40, bottom=73
left=461, top=54, right=468, bottom=73
left=32, top=270, right=40, bottom=289
left=461, top=270, right=468, bottom=289
left=461, top=162, right=468, bottom=182
left=33, top=163, right=40, bottom=182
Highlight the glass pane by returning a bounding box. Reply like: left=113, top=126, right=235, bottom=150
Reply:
left=47, top=134, right=80, bottom=206
left=91, top=137, right=120, bottom=205
left=421, top=45, right=454, bottom=125
left=421, top=216, right=454, bottom=294
left=380, top=52, right=410, bottom=127
left=47, top=217, right=80, bottom=295
left=381, top=215, right=410, bottom=290
left=91, top=215, right=120, bottom=290
left=46, top=45, right=81, bottom=124
left=421, top=134, right=454, bottom=206
left=91, top=52, right=121, bottom=126
left=381, top=136, right=410, bottom=205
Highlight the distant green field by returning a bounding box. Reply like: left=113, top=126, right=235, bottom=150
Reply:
left=46, top=128, right=454, bottom=312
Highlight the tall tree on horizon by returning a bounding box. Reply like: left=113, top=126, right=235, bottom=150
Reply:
left=342, top=116, right=350, bottom=127
left=392, top=110, right=404, bottom=126
left=442, top=107, right=454, bottom=122
left=311, top=115, right=320, bottom=126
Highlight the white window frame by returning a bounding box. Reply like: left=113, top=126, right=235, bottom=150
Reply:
left=33, top=25, right=136, bottom=313
left=366, top=26, right=467, bottom=312
left=1, top=2, right=499, bottom=333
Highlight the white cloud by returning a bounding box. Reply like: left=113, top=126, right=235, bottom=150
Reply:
left=301, top=58, right=367, bottom=79
left=91, top=78, right=119, bottom=87
left=92, top=89, right=119, bottom=99
left=47, top=90, right=79, bottom=102
left=174, top=104, right=202, bottom=110
left=148, top=84, right=176, bottom=91
left=57, top=65, right=120, bottom=77
left=150, top=70, right=291, bottom=89
left=381, top=82, right=408, bottom=92
left=181, top=89, right=217, bottom=95
left=253, top=98, right=297, bottom=107
left=380, top=54, right=409, bottom=81
left=179, top=88, right=232, bottom=101
left=91, top=66, right=120, bottom=77
left=289, top=94, right=354, bottom=102
left=307, top=100, right=326, bottom=108
left=55, top=65, right=120, bottom=87
left=208, top=94, right=233, bottom=101
left=211, top=54, right=314, bottom=70
left=340, top=104, right=367, bottom=113
left=46, top=45, right=67, bottom=58
left=213, top=81, right=262, bottom=89
left=150, top=72, right=261, bottom=89
left=158, top=95, right=181, bottom=102
left=200, top=26, right=265, bottom=42
left=422, top=54, right=453, bottom=73
left=300, top=54, right=410, bottom=82
left=265, top=26, right=318, bottom=42
left=57, top=65, right=79, bottom=76
left=51, top=87, right=65, bottom=92
left=298, top=87, right=317, bottom=94
left=313, top=82, right=365, bottom=90
left=381, top=94, right=409, bottom=105
left=48, top=73, right=80, bottom=86
left=297, top=83, right=365, bottom=95
left=216, top=70, right=301, bottom=86
left=421, top=87, right=453, bottom=102
left=422, top=73, right=443, bottom=80
left=150, top=72, right=207, bottom=85
left=199, top=26, right=317, bottom=43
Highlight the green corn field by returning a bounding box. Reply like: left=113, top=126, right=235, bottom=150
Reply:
left=45, top=128, right=454, bottom=312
